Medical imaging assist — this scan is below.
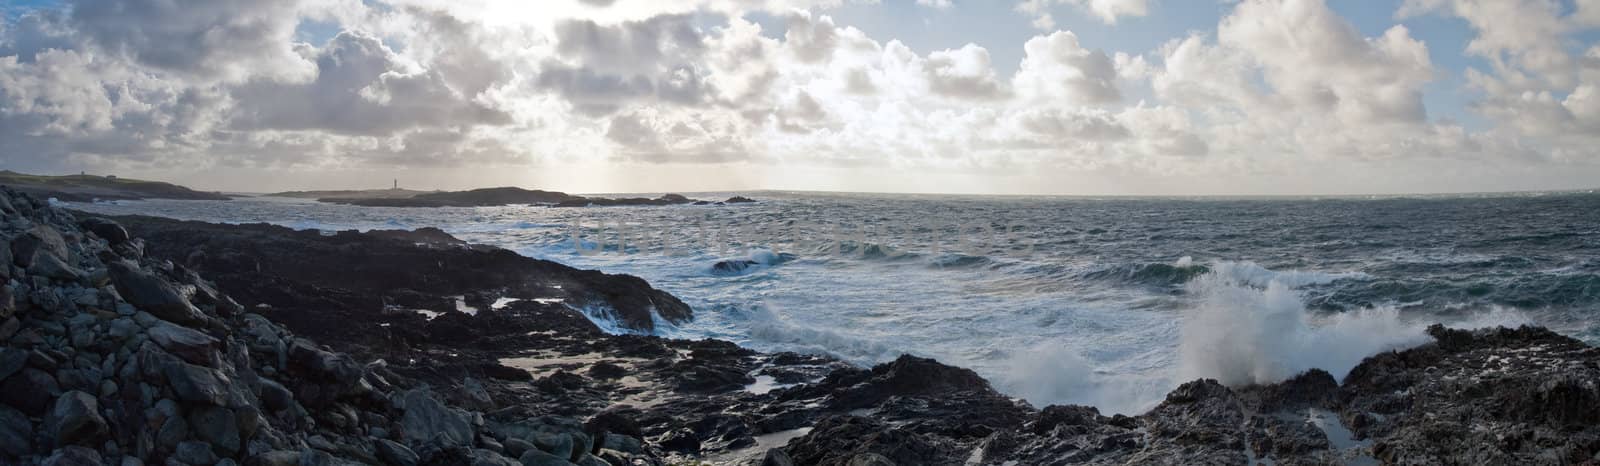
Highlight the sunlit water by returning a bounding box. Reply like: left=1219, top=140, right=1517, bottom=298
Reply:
left=67, top=191, right=1600, bottom=414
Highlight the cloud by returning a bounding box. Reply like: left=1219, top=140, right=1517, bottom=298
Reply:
left=66, top=0, right=314, bottom=82
left=1013, top=30, right=1121, bottom=105
left=1015, top=0, right=1149, bottom=28
left=924, top=43, right=1008, bottom=100
left=916, top=0, right=954, bottom=9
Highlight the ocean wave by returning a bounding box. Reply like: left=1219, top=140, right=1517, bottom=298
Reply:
left=1176, top=266, right=1529, bottom=387
left=708, top=247, right=797, bottom=276
left=1081, top=257, right=1211, bottom=287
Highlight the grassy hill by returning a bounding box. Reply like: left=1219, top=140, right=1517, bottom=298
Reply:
left=0, top=171, right=231, bottom=202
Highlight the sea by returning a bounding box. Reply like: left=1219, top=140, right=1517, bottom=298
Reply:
left=65, top=191, right=1600, bottom=415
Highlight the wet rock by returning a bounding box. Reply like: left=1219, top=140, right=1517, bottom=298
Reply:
left=760, top=448, right=795, bottom=466
left=108, top=260, right=205, bottom=325
left=11, top=225, right=69, bottom=268
left=49, top=391, right=107, bottom=447
left=374, top=438, right=419, bottom=466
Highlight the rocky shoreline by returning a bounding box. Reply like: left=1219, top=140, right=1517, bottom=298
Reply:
left=0, top=187, right=1596, bottom=465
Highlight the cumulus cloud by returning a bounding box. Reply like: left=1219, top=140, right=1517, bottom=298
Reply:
left=1013, top=30, right=1121, bottom=105
left=1016, top=0, right=1149, bottom=28
left=925, top=44, right=1008, bottom=100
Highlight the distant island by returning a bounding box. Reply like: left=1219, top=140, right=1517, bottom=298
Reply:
left=267, top=186, right=756, bottom=208
left=0, top=170, right=231, bottom=202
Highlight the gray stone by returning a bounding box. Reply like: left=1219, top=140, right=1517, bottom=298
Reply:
left=846, top=453, right=897, bottom=466
left=374, top=438, right=420, bottom=466
left=187, top=405, right=241, bottom=456
left=530, top=432, right=574, bottom=460
left=761, top=448, right=796, bottom=466
left=27, top=252, right=84, bottom=282
left=12, top=225, right=69, bottom=268
left=246, top=450, right=301, bottom=466
left=573, top=454, right=609, bottom=466
left=80, top=217, right=131, bottom=245
left=173, top=440, right=219, bottom=465
left=503, top=438, right=536, bottom=458
left=163, top=361, right=232, bottom=406
left=41, top=445, right=101, bottom=466
left=0, top=404, right=31, bottom=457
left=469, top=449, right=520, bottom=466
left=517, top=448, right=574, bottom=466
left=599, top=433, right=641, bottom=454
left=148, top=322, right=219, bottom=366
left=107, top=260, right=205, bottom=325
left=49, top=391, right=107, bottom=447
left=398, top=389, right=474, bottom=450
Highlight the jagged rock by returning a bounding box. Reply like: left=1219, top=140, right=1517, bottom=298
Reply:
left=783, top=416, right=953, bottom=466
left=40, top=445, right=100, bottom=466
left=398, top=389, right=474, bottom=450
left=48, top=391, right=106, bottom=447
left=108, top=260, right=205, bottom=325
left=374, top=438, right=419, bottom=466
left=467, top=448, right=520, bottom=466
left=28, top=253, right=84, bottom=281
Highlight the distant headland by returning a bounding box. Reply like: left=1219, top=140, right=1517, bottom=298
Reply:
left=0, top=170, right=231, bottom=202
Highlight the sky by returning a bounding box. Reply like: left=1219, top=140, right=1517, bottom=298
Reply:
left=0, top=0, right=1598, bottom=195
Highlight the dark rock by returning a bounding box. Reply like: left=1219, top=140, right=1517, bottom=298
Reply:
left=586, top=362, right=627, bottom=380
left=584, top=409, right=643, bottom=439
left=725, top=196, right=757, bottom=203
left=148, top=322, right=220, bottom=366
left=80, top=217, right=131, bottom=244
left=398, top=389, right=474, bottom=450
left=0, top=404, right=31, bottom=457
left=163, top=361, right=234, bottom=406
left=11, top=225, right=69, bottom=268
left=374, top=438, right=419, bottom=466
left=40, top=445, right=101, bottom=466
left=0, top=348, right=27, bottom=382
left=108, top=260, right=206, bottom=325
left=173, top=440, right=219, bottom=465
left=49, top=391, right=107, bottom=447
left=783, top=415, right=952, bottom=466
left=517, top=448, right=571, bottom=466
left=187, top=405, right=241, bottom=456
left=1, top=368, right=60, bottom=416
left=760, top=448, right=795, bottom=466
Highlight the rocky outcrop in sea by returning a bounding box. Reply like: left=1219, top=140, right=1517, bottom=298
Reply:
left=1, top=186, right=1596, bottom=465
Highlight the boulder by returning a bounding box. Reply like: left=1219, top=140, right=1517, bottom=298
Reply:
left=11, top=225, right=69, bottom=268
left=187, top=405, right=241, bottom=456
left=107, top=260, right=206, bottom=325
left=173, top=440, right=219, bottom=465
left=398, top=389, right=474, bottom=450
left=163, top=360, right=234, bottom=406
left=148, top=322, right=220, bottom=366
left=374, top=438, right=419, bottom=466
left=49, top=391, right=107, bottom=447
left=80, top=217, right=131, bottom=245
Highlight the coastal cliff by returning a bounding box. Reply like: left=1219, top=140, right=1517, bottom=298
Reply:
left=0, top=188, right=1595, bottom=465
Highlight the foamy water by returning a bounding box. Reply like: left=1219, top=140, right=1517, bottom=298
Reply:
left=69, top=191, right=1600, bottom=414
